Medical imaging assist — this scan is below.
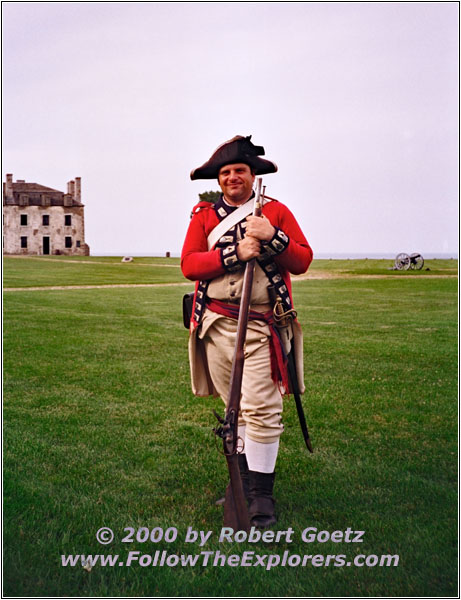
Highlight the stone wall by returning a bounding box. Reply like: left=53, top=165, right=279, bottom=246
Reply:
left=3, top=205, right=89, bottom=256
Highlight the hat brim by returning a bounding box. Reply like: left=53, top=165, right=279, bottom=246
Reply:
left=191, top=156, right=277, bottom=180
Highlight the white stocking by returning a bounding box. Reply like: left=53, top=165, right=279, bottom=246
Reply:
left=244, top=436, right=279, bottom=473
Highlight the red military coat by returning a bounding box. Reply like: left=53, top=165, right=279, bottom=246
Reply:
left=181, top=197, right=313, bottom=322
left=181, top=196, right=313, bottom=397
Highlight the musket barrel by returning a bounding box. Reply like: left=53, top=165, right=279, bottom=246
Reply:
left=221, top=177, right=263, bottom=531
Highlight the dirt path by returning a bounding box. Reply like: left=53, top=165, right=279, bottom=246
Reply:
left=292, top=272, right=457, bottom=281
left=4, top=271, right=456, bottom=292
left=4, top=282, right=192, bottom=292
left=4, top=256, right=180, bottom=267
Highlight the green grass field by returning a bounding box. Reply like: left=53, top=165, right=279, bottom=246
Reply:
left=3, top=256, right=458, bottom=597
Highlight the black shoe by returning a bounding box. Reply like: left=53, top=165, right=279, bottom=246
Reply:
left=248, top=471, right=276, bottom=528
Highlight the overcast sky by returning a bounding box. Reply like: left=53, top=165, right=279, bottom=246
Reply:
left=2, top=2, right=459, bottom=256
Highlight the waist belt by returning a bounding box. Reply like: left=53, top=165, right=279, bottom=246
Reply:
left=206, top=298, right=290, bottom=392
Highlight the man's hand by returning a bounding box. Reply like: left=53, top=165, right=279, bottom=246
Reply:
left=236, top=215, right=276, bottom=261
left=245, top=215, right=276, bottom=242
left=237, top=236, right=261, bottom=261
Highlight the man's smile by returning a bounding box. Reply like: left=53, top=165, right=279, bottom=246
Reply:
left=218, top=163, right=255, bottom=206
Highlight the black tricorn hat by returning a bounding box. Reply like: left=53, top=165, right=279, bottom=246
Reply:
left=190, top=135, right=278, bottom=180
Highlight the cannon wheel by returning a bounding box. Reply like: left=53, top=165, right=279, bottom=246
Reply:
left=395, top=253, right=411, bottom=270
left=410, top=253, right=424, bottom=270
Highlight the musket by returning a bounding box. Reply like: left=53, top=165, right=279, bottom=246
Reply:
left=213, top=177, right=264, bottom=532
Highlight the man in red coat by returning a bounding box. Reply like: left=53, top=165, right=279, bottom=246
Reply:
left=181, top=135, right=313, bottom=527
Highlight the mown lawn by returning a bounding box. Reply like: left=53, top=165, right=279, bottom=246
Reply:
left=3, top=256, right=185, bottom=288
left=307, top=258, right=458, bottom=276
left=3, top=257, right=458, bottom=597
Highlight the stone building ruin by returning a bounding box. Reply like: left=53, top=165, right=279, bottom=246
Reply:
left=3, top=174, right=90, bottom=256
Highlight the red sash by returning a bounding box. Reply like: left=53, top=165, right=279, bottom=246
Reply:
left=206, top=298, right=290, bottom=393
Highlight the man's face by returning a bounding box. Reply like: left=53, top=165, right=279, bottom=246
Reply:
left=218, top=163, right=255, bottom=206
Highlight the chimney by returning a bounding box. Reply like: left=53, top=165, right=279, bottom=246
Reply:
left=75, top=177, right=81, bottom=202
left=67, top=180, right=75, bottom=197
left=5, top=174, right=13, bottom=200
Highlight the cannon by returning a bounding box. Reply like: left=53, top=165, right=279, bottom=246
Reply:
left=394, top=253, right=424, bottom=271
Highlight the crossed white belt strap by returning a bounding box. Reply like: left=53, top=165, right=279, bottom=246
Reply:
left=206, top=198, right=255, bottom=251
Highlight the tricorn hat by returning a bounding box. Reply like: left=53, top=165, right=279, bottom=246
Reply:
left=190, top=135, right=278, bottom=180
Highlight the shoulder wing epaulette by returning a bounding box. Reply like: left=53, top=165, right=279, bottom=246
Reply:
left=190, top=200, right=214, bottom=218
